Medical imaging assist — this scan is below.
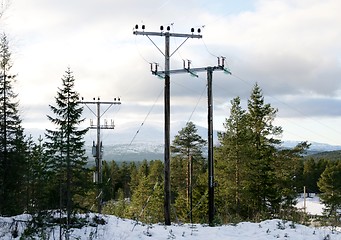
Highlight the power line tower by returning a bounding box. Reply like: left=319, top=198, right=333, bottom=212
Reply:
left=80, top=97, right=121, bottom=213
left=133, top=24, right=202, bottom=225
left=151, top=57, right=231, bottom=226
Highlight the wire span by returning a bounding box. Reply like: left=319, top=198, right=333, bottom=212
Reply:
left=118, top=88, right=164, bottom=162
left=134, top=34, right=152, bottom=64
left=230, top=73, right=341, bottom=144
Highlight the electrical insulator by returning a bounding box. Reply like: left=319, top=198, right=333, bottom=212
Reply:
left=92, top=141, right=96, bottom=157
left=93, top=172, right=97, bottom=183
left=218, top=56, right=226, bottom=67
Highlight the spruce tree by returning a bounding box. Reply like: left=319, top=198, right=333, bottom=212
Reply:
left=246, top=83, right=282, bottom=219
left=45, top=67, right=88, bottom=226
left=24, top=135, right=49, bottom=213
left=0, top=33, right=27, bottom=215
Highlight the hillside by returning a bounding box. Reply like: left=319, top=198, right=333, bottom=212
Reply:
left=305, top=150, right=341, bottom=161
left=85, top=143, right=164, bottom=164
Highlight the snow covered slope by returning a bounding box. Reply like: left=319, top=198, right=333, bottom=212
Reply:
left=0, top=213, right=339, bottom=239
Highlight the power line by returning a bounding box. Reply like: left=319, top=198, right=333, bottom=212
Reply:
left=118, top=88, right=164, bottom=163
left=201, top=38, right=219, bottom=58
left=134, top=24, right=202, bottom=226
left=196, top=26, right=341, bottom=145
left=80, top=97, right=121, bottom=213
left=230, top=73, right=341, bottom=145
left=187, top=85, right=207, bottom=123
left=152, top=56, right=231, bottom=226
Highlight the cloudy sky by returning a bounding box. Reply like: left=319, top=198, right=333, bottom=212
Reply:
left=1, top=0, right=341, bottom=146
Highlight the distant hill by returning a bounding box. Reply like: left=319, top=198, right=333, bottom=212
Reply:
left=279, top=140, right=341, bottom=157
left=85, top=143, right=164, bottom=165
left=304, top=150, right=341, bottom=161
left=84, top=141, right=341, bottom=164
left=25, top=126, right=341, bottom=162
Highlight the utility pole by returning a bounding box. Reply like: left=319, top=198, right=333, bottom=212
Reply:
left=152, top=57, right=231, bottom=226
left=80, top=97, right=121, bottom=213
left=133, top=24, right=202, bottom=225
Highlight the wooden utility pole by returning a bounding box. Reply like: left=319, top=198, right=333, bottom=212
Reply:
left=207, top=67, right=214, bottom=225
left=80, top=97, right=121, bottom=213
left=134, top=24, right=202, bottom=225
left=152, top=57, right=231, bottom=226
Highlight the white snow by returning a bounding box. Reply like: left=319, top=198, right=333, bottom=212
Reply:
left=0, top=213, right=340, bottom=239
left=296, top=194, right=326, bottom=216
left=0, top=195, right=339, bottom=239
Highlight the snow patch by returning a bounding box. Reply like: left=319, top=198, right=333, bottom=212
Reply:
left=0, top=214, right=339, bottom=239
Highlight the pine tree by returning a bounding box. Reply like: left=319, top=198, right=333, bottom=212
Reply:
left=128, top=161, right=164, bottom=223
left=171, top=121, right=207, bottom=223
left=273, top=142, right=309, bottom=218
left=318, top=161, right=341, bottom=226
left=215, top=97, right=251, bottom=221
left=145, top=160, right=164, bottom=222
left=304, top=158, right=328, bottom=195
left=44, top=67, right=89, bottom=226
left=0, top=33, right=27, bottom=215
left=120, top=161, right=134, bottom=198
left=214, top=84, right=305, bottom=222
left=102, top=160, right=119, bottom=201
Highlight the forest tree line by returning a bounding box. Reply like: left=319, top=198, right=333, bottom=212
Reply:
left=1, top=32, right=341, bottom=228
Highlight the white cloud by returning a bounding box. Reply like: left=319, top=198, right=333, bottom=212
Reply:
left=1, top=0, right=341, bottom=145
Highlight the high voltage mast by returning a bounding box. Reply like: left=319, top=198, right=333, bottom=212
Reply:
left=80, top=97, right=121, bottom=213
left=133, top=24, right=202, bottom=225
left=152, top=57, right=231, bottom=226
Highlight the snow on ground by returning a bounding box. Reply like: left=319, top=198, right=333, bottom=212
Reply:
left=0, top=195, right=338, bottom=239
left=296, top=194, right=326, bottom=216
left=0, top=213, right=340, bottom=240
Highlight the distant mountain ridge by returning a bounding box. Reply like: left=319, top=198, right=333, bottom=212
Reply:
left=25, top=127, right=341, bottom=162
left=85, top=140, right=341, bottom=163
left=305, top=150, right=341, bottom=161
left=280, top=140, right=341, bottom=151
left=85, top=142, right=164, bottom=163
left=279, top=140, right=341, bottom=155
